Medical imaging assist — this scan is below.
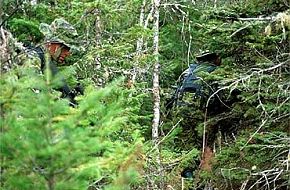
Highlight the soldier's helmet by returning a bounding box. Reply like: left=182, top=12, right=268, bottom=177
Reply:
left=196, top=52, right=221, bottom=66
left=39, top=18, right=78, bottom=52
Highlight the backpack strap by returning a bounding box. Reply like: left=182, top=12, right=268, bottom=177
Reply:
left=188, top=63, right=198, bottom=73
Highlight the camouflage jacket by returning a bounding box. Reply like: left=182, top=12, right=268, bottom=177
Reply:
left=18, top=45, right=45, bottom=73
left=9, top=44, right=79, bottom=106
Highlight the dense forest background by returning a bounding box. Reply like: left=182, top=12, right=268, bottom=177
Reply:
left=0, top=0, right=289, bottom=190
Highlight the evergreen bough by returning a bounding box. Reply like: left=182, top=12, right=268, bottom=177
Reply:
left=0, top=66, right=143, bottom=190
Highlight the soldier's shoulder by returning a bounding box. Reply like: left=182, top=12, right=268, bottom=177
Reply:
left=17, top=45, right=45, bottom=70
left=18, top=46, right=41, bottom=60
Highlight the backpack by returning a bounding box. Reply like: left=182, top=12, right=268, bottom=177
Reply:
left=179, top=63, right=217, bottom=96
left=166, top=62, right=218, bottom=109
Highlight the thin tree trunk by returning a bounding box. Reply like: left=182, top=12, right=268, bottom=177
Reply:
left=152, top=0, right=164, bottom=188
left=31, top=0, right=37, bottom=5
left=214, top=0, right=217, bottom=9
left=152, top=0, right=160, bottom=143
left=136, top=0, right=146, bottom=55
left=136, top=0, right=154, bottom=54
left=47, top=175, right=55, bottom=190
left=94, top=9, right=102, bottom=79
left=94, top=9, right=102, bottom=46
left=0, top=0, right=3, bottom=24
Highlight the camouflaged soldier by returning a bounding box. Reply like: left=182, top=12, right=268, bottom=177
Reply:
left=16, top=18, right=82, bottom=106
left=9, top=18, right=78, bottom=71
left=166, top=52, right=222, bottom=110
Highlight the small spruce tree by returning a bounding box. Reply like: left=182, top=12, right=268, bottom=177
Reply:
left=0, top=65, right=143, bottom=189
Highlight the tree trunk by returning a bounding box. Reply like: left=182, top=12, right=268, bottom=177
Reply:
left=136, top=0, right=146, bottom=55
left=214, top=0, right=217, bottom=9
left=152, top=0, right=164, bottom=188
left=0, top=0, right=3, bottom=24
left=30, top=0, right=37, bottom=5
left=47, top=175, right=55, bottom=190
left=152, top=0, right=160, bottom=143
left=94, top=9, right=102, bottom=46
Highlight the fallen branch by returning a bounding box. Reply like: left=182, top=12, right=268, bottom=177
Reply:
left=237, top=17, right=275, bottom=22
left=230, top=24, right=251, bottom=38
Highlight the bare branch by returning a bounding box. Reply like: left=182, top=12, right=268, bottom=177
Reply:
left=237, top=17, right=275, bottom=21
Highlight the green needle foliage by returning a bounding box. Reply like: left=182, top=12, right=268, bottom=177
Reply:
left=8, top=18, right=43, bottom=44
left=1, top=0, right=289, bottom=189
left=0, top=66, right=143, bottom=189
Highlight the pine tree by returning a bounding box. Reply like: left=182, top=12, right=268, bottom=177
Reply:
left=0, top=65, right=143, bottom=189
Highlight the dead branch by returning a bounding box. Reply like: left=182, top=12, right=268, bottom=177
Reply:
left=237, top=17, right=275, bottom=22
left=230, top=24, right=251, bottom=38
left=147, top=119, right=182, bottom=155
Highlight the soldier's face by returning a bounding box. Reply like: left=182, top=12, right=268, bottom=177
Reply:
left=58, top=47, right=70, bottom=63
left=47, top=43, right=70, bottom=63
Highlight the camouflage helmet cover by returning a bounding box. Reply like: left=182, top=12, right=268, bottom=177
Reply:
left=39, top=18, right=78, bottom=51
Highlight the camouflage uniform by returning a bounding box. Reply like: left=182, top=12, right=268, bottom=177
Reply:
left=17, top=45, right=43, bottom=74
left=40, top=18, right=80, bottom=105
left=3, top=18, right=81, bottom=106
left=2, top=18, right=78, bottom=74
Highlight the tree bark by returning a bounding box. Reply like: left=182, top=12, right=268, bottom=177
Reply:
left=47, top=175, right=55, bottom=190
left=0, top=0, right=3, bottom=24
left=152, top=0, right=160, bottom=143
left=136, top=0, right=146, bottom=55
left=30, top=0, right=37, bottom=5
left=214, top=0, right=217, bottom=9
left=94, top=9, right=102, bottom=46
left=152, top=1, right=164, bottom=187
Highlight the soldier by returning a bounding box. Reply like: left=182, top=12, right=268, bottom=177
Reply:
left=9, top=18, right=82, bottom=106
left=38, top=18, right=82, bottom=106
left=166, top=52, right=221, bottom=110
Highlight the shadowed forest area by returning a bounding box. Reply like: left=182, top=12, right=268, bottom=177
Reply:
left=0, top=0, right=289, bottom=190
